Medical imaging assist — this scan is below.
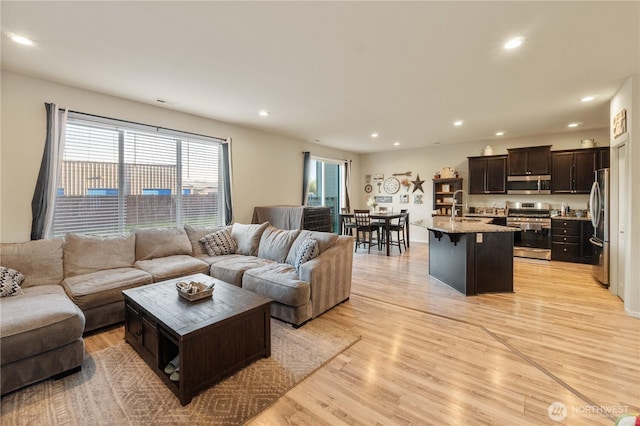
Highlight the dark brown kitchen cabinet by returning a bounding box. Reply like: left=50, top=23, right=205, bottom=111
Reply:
left=597, top=147, right=610, bottom=169
left=551, top=149, right=596, bottom=194
left=551, top=219, right=594, bottom=264
left=507, top=146, right=551, bottom=175
left=468, top=155, right=507, bottom=194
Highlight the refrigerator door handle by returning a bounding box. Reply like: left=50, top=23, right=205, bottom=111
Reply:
left=589, top=237, right=604, bottom=247
left=589, top=181, right=600, bottom=228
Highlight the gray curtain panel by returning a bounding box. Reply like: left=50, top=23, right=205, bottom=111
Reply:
left=302, top=151, right=311, bottom=205
left=222, top=142, right=233, bottom=225
left=31, top=103, right=67, bottom=240
left=344, top=160, right=351, bottom=213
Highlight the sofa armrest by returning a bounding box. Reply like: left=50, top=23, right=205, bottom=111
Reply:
left=299, top=235, right=353, bottom=318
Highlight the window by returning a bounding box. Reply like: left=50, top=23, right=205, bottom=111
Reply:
left=50, top=112, right=228, bottom=237
left=307, top=157, right=343, bottom=233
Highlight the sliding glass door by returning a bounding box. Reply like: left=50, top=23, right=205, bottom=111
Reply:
left=307, top=157, right=342, bottom=233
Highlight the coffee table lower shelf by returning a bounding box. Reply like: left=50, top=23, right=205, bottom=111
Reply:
left=122, top=274, right=272, bottom=405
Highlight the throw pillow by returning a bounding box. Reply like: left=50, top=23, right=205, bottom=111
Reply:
left=294, top=238, right=319, bottom=272
left=200, top=229, right=238, bottom=256
left=0, top=266, right=25, bottom=297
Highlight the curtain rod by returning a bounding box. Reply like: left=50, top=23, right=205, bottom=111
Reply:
left=302, top=151, right=350, bottom=163
left=49, top=103, right=228, bottom=143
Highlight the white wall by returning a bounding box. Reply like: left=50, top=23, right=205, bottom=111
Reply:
left=0, top=71, right=360, bottom=243
left=359, top=128, right=609, bottom=242
left=609, top=74, right=640, bottom=317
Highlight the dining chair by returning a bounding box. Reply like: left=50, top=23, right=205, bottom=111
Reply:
left=353, top=209, right=379, bottom=253
left=386, top=211, right=408, bottom=253
left=341, top=208, right=357, bottom=236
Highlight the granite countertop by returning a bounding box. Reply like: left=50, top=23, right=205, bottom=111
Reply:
left=551, top=216, right=592, bottom=221
left=428, top=217, right=517, bottom=234
left=465, top=213, right=507, bottom=218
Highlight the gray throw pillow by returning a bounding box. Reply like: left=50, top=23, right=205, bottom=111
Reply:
left=294, top=238, right=319, bottom=272
left=200, top=229, right=238, bottom=256
left=0, top=266, right=25, bottom=297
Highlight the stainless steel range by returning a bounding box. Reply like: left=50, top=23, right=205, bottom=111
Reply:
left=506, top=202, right=551, bottom=260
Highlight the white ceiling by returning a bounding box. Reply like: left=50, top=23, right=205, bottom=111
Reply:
left=2, top=1, right=639, bottom=153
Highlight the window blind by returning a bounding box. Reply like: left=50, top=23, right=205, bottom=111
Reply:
left=51, top=112, right=225, bottom=237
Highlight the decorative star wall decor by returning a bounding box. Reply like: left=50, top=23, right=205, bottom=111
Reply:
left=411, top=174, right=425, bottom=193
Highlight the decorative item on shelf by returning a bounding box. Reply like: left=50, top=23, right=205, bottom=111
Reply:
left=483, top=145, right=494, bottom=155
left=411, top=174, right=425, bottom=193
left=400, top=178, right=412, bottom=192
left=366, top=196, right=378, bottom=212
left=441, top=184, right=450, bottom=193
left=434, top=170, right=441, bottom=179
left=580, top=139, right=596, bottom=148
left=440, top=166, right=455, bottom=178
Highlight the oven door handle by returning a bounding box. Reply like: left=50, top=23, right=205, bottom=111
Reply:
left=589, top=237, right=604, bottom=248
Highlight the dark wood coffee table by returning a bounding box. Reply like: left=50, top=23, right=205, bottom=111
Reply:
left=122, top=273, right=272, bottom=405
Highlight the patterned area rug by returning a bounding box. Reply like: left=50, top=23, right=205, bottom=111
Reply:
left=1, top=317, right=359, bottom=425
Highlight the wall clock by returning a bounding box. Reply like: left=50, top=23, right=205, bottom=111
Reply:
left=364, top=184, right=373, bottom=193
left=383, top=177, right=400, bottom=194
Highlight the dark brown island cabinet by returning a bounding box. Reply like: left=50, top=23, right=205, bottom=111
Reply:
left=468, top=155, right=507, bottom=194
left=427, top=221, right=517, bottom=295
left=551, top=219, right=595, bottom=264
left=507, top=145, right=551, bottom=175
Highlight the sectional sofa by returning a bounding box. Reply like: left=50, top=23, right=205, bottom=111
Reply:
left=0, top=223, right=353, bottom=395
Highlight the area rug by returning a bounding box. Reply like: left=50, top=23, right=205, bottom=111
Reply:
left=1, top=317, right=359, bottom=425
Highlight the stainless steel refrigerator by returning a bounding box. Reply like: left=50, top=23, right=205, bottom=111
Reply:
left=589, top=168, right=609, bottom=286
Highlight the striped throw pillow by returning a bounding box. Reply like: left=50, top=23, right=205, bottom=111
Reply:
left=294, top=238, right=319, bottom=272
left=200, top=229, right=238, bottom=256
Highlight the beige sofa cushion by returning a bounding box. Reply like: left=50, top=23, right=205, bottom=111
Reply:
left=209, top=256, right=276, bottom=286
left=231, top=222, right=269, bottom=256
left=285, top=230, right=338, bottom=266
left=184, top=224, right=232, bottom=256
left=64, top=233, right=136, bottom=278
left=134, top=255, right=209, bottom=282
left=257, top=226, right=300, bottom=263
left=62, top=267, right=153, bottom=311
left=242, top=264, right=310, bottom=307
left=135, top=228, right=192, bottom=260
left=0, top=285, right=85, bottom=365
left=0, top=239, right=64, bottom=288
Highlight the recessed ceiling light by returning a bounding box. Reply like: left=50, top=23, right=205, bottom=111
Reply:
left=393, top=141, right=400, bottom=146
left=259, top=110, right=270, bottom=116
left=495, top=131, right=505, bottom=136
left=568, top=122, right=580, bottom=128
left=504, top=37, right=524, bottom=50
left=580, top=96, right=595, bottom=102
left=7, top=32, right=35, bottom=46
left=453, top=120, right=463, bottom=126
left=371, top=133, right=379, bottom=138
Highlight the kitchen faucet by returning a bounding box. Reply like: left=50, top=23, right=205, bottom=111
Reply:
left=451, top=189, right=468, bottom=222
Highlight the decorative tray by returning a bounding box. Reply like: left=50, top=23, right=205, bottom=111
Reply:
left=176, top=280, right=215, bottom=302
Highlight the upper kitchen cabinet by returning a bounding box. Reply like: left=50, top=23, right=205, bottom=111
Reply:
left=507, top=146, right=551, bottom=175
left=468, top=155, right=507, bottom=194
left=552, top=149, right=596, bottom=194
left=597, top=147, right=610, bottom=169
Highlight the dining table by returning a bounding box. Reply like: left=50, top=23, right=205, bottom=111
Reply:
left=339, top=211, right=410, bottom=256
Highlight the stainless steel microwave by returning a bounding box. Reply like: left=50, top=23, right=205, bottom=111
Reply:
left=507, top=175, right=551, bottom=195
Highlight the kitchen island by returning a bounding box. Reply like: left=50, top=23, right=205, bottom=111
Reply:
left=428, top=218, right=517, bottom=295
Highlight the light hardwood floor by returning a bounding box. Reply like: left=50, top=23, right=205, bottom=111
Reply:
left=85, top=242, right=639, bottom=425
